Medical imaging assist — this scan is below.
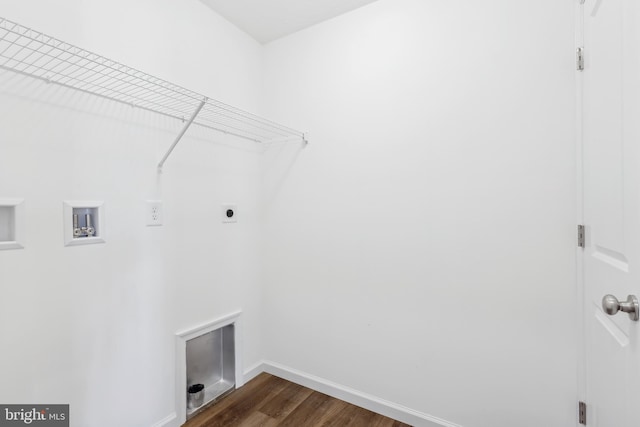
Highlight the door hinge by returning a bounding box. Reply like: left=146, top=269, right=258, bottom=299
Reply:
left=579, top=401, right=587, bottom=425
left=578, top=225, right=586, bottom=248
left=577, top=47, right=585, bottom=71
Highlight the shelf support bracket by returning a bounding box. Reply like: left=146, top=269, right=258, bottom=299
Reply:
left=157, top=97, right=208, bottom=171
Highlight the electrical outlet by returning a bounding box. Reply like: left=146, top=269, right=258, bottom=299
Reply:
left=146, top=200, right=163, bottom=226
left=221, top=203, right=237, bottom=223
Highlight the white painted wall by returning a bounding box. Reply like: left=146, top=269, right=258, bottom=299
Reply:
left=0, top=1, right=578, bottom=426
left=0, top=1, right=265, bottom=426
left=261, top=1, right=577, bottom=426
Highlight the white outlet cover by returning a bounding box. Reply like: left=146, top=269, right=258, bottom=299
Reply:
left=146, top=200, right=163, bottom=226
left=221, top=204, right=237, bottom=223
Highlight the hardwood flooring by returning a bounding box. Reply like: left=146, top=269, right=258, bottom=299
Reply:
left=184, top=373, right=412, bottom=427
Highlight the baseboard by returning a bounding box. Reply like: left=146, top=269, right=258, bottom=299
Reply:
left=243, top=360, right=266, bottom=384
left=260, top=360, right=463, bottom=427
left=150, top=412, right=176, bottom=427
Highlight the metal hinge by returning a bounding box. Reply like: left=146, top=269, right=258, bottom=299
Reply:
left=578, top=225, right=586, bottom=248
left=577, top=47, right=585, bottom=71
left=579, top=401, right=587, bottom=425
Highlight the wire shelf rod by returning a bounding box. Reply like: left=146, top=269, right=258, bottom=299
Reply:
left=2, top=55, right=194, bottom=119
left=1, top=28, right=197, bottom=111
left=0, top=64, right=190, bottom=124
left=9, top=42, right=196, bottom=110
left=3, top=52, right=291, bottom=141
left=198, top=106, right=294, bottom=138
left=0, top=62, right=263, bottom=145
left=0, top=16, right=305, bottom=144
left=1, top=62, right=269, bottom=146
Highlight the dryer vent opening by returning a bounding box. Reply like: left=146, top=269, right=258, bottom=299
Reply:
left=185, top=324, right=235, bottom=419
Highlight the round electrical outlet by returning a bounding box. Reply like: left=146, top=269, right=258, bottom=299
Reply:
left=221, top=204, right=238, bottom=223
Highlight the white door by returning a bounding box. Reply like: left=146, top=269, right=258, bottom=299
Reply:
left=582, top=0, right=640, bottom=425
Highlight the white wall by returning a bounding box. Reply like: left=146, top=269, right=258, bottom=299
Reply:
left=0, top=1, right=265, bottom=426
left=0, top=1, right=578, bottom=426
left=261, top=1, right=577, bottom=426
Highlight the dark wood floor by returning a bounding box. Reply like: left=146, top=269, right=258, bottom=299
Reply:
left=184, top=373, right=412, bottom=427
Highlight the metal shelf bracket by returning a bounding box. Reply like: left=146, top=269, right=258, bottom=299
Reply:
left=157, top=97, right=207, bottom=172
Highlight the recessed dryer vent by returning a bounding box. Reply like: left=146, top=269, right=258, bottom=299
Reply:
left=0, top=199, right=25, bottom=250
left=185, top=324, right=235, bottom=419
left=175, top=312, right=242, bottom=424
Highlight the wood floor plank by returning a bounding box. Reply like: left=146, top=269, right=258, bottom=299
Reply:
left=370, top=418, right=397, bottom=427
left=185, top=374, right=288, bottom=427
left=212, top=378, right=289, bottom=427
left=320, top=403, right=370, bottom=427
left=236, top=411, right=279, bottom=427
left=354, top=406, right=382, bottom=425
left=369, top=414, right=413, bottom=427
left=186, top=373, right=273, bottom=422
left=184, top=373, right=412, bottom=427
left=278, top=391, right=347, bottom=427
left=257, top=381, right=313, bottom=420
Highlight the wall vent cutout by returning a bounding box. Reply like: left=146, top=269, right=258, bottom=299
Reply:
left=175, top=312, right=243, bottom=424
left=0, top=199, right=25, bottom=250
left=63, top=201, right=105, bottom=246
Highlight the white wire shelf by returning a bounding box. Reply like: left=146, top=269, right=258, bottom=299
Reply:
left=0, top=17, right=306, bottom=163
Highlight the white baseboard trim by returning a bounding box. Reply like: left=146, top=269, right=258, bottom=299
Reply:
left=150, top=412, right=176, bottom=427
left=260, top=360, right=463, bottom=427
left=243, top=361, right=266, bottom=384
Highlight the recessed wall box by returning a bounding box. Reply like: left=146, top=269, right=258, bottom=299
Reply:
left=185, top=324, right=236, bottom=419
left=175, top=312, right=242, bottom=423
left=63, top=201, right=105, bottom=246
left=0, top=199, right=25, bottom=250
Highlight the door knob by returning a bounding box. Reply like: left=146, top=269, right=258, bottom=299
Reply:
left=602, top=294, right=639, bottom=321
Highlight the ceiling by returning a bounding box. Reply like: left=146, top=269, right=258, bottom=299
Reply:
left=200, top=0, right=380, bottom=44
